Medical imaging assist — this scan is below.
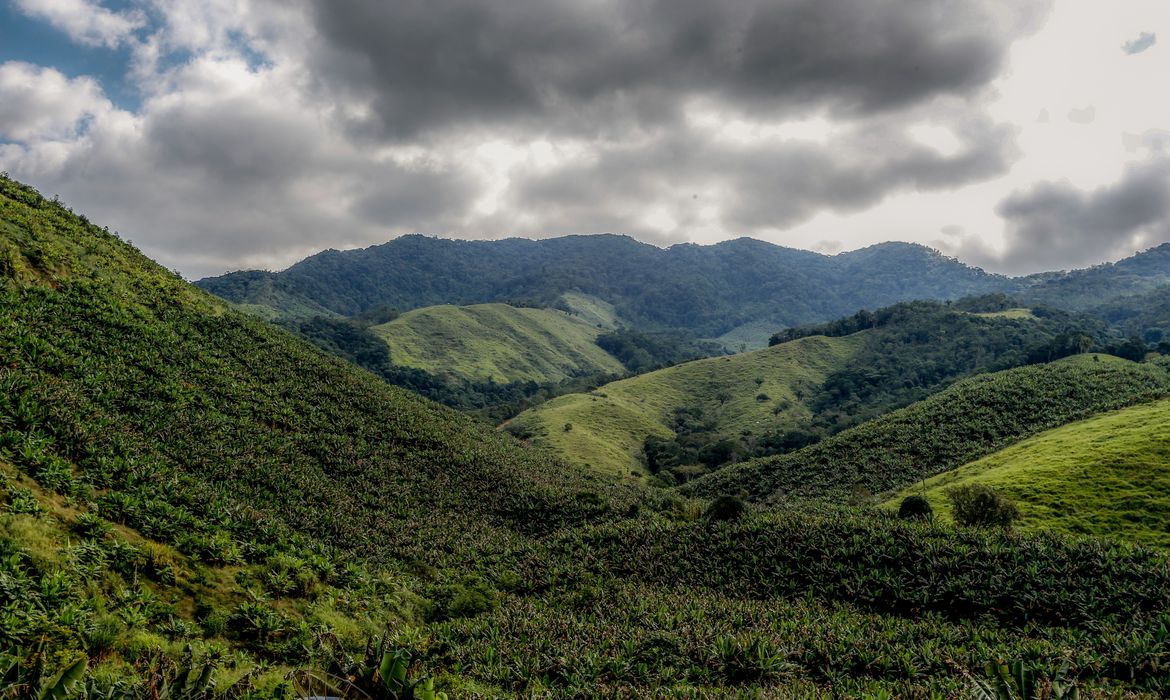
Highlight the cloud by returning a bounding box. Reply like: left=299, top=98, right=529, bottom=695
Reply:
left=0, top=55, right=477, bottom=277
left=1123, top=32, right=1157, bottom=55
left=498, top=108, right=1017, bottom=240
left=0, top=0, right=1053, bottom=278
left=304, top=0, right=1050, bottom=140
left=12, top=0, right=145, bottom=48
left=0, top=63, right=111, bottom=142
left=955, top=155, right=1170, bottom=274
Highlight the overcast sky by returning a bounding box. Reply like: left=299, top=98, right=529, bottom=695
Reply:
left=1, top=0, right=1168, bottom=279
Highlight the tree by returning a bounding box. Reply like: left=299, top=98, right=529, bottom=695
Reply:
left=945, top=483, right=1021, bottom=528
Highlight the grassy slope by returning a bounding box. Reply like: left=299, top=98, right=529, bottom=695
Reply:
left=684, top=354, right=1170, bottom=505
left=369, top=303, right=625, bottom=383
left=558, top=291, right=620, bottom=329
left=508, top=334, right=864, bottom=476
left=893, top=398, right=1170, bottom=547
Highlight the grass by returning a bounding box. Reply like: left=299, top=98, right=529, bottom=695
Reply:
left=712, top=319, right=782, bottom=351
left=891, top=398, right=1170, bottom=547
left=558, top=291, right=621, bottom=329
left=972, top=308, right=1036, bottom=319
left=369, top=303, right=626, bottom=384
left=507, top=334, right=864, bottom=476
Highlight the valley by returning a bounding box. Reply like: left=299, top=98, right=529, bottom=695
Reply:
left=5, top=176, right=1170, bottom=697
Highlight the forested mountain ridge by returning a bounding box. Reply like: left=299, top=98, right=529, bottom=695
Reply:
left=197, top=234, right=1015, bottom=338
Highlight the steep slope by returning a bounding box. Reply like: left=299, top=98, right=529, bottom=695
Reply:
left=893, top=397, right=1170, bottom=547
left=506, top=334, right=865, bottom=476
left=198, top=235, right=1014, bottom=337
left=0, top=175, right=638, bottom=689
left=369, top=303, right=625, bottom=384
left=684, top=355, right=1170, bottom=505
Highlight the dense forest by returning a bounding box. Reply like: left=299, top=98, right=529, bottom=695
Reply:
left=197, top=236, right=1015, bottom=338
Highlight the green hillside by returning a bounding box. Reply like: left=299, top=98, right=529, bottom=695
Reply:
left=685, top=354, right=1170, bottom=504
left=512, top=299, right=1105, bottom=480
left=7, top=176, right=1170, bottom=697
left=507, top=334, right=865, bottom=476
left=369, top=303, right=625, bottom=384
left=0, top=175, right=638, bottom=694
left=893, top=398, right=1170, bottom=547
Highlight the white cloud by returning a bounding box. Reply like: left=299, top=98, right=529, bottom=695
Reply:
left=0, top=62, right=111, bottom=142
left=13, top=0, right=145, bottom=48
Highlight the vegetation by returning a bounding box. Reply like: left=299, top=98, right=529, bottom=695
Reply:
left=197, top=236, right=1016, bottom=338
left=368, top=303, right=625, bottom=384
left=897, top=397, right=1170, bottom=547
left=514, top=298, right=1113, bottom=480
left=506, top=334, right=864, bottom=477
left=946, top=484, right=1022, bottom=529
left=8, top=176, right=1170, bottom=696
left=684, top=354, right=1170, bottom=505
left=1019, top=242, right=1170, bottom=311
left=0, top=175, right=639, bottom=695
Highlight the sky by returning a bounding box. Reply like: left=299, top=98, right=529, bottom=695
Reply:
left=0, top=0, right=1168, bottom=280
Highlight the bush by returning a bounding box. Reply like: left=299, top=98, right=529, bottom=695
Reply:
left=705, top=495, right=746, bottom=522
left=897, top=495, right=933, bottom=521
left=945, top=483, right=1021, bottom=528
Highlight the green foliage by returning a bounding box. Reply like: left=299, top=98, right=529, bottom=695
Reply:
left=7, top=175, right=1170, bottom=697
left=703, top=495, right=746, bottom=522
left=198, top=236, right=1016, bottom=338
left=903, top=397, right=1170, bottom=547
left=946, top=484, right=1022, bottom=528
left=897, top=495, right=933, bottom=521
left=686, top=355, right=1170, bottom=505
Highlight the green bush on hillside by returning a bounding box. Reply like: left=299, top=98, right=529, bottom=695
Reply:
left=946, top=484, right=1021, bottom=529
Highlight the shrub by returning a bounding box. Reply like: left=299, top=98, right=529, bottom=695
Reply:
left=705, top=495, right=746, bottom=522
left=946, top=483, right=1021, bottom=528
left=897, top=495, right=933, bottom=521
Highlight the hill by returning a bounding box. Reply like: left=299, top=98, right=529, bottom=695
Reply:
left=7, top=176, right=1170, bottom=697
left=684, top=355, right=1170, bottom=506
left=197, top=235, right=1014, bottom=338
left=892, top=396, right=1170, bottom=547
left=506, top=334, right=865, bottom=477
left=1089, top=283, right=1170, bottom=345
left=1019, top=243, right=1170, bottom=310
left=0, top=175, right=639, bottom=693
left=511, top=298, right=1104, bottom=479
left=368, top=303, right=626, bottom=384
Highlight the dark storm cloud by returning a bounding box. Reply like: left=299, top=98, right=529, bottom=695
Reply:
left=1123, top=32, right=1157, bottom=55
left=304, top=0, right=1050, bottom=139
left=969, top=157, right=1170, bottom=274
left=508, top=115, right=1016, bottom=235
